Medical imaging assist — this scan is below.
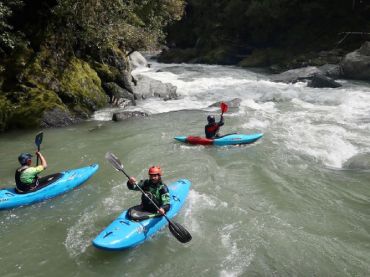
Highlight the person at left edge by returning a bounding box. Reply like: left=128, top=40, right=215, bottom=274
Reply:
left=127, top=166, right=170, bottom=216
left=15, top=152, right=48, bottom=193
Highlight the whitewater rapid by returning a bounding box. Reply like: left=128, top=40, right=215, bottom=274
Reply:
left=94, top=61, right=370, bottom=169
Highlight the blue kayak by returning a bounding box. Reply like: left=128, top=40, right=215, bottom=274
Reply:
left=0, top=164, right=99, bottom=210
left=174, top=133, right=263, bottom=146
left=92, top=179, right=191, bottom=251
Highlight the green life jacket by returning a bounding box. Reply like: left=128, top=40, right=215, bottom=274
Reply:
left=139, top=180, right=170, bottom=212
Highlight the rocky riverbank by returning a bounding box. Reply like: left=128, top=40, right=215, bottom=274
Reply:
left=0, top=49, right=178, bottom=132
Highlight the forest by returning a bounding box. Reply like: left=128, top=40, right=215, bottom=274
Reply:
left=161, top=0, right=370, bottom=67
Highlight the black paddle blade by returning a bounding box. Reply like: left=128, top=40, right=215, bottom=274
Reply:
left=35, top=132, right=43, bottom=148
left=168, top=220, right=192, bottom=243
left=105, top=152, right=124, bottom=171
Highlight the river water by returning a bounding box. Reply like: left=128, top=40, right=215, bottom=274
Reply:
left=1, top=61, right=370, bottom=276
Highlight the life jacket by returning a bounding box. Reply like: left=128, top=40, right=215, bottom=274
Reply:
left=140, top=181, right=169, bottom=212
left=205, top=123, right=220, bottom=139
left=15, top=166, right=38, bottom=193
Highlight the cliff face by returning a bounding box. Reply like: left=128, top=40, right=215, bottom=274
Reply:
left=0, top=0, right=186, bottom=132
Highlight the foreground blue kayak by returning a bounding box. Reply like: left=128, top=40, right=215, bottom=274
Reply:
left=92, top=179, right=191, bottom=250
left=0, top=164, right=99, bottom=210
left=174, top=133, right=263, bottom=146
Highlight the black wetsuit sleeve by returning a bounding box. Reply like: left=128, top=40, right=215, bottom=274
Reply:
left=127, top=180, right=145, bottom=190
left=205, top=125, right=210, bottom=138
left=218, top=115, right=224, bottom=126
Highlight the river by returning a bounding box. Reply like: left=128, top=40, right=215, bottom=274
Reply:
left=1, top=61, right=370, bottom=276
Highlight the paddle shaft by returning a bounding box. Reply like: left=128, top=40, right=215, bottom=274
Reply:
left=35, top=132, right=43, bottom=166
left=36, top=145, right=40, bottom=166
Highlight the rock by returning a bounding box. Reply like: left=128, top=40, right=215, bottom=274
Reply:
left=129, top=51, right=148, bottom=69
left=343, top=153, right=370, bottom=170
left=112, top=111, right=149, bottom=121
left=340, top=41, right=370, bottom=81
left=116, top=70, right=135, bottom=94
left=270, top=66, right=322, bottom=83
left=133, top=75, right=178, bottom=100
left=208, top=98, right=242, bottom=108
left=40, top=108, right=81, bottom=128
left=318, top=64, right=342, bottom=79
left=103, top=82, right=135, bottom=104
left=307, top=73, right=341, bottom=88
left=103, top=48, right=128, bottom=72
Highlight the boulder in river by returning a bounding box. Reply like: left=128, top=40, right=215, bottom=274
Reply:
left=340, top=41, right=370, bottom=81
left=209, top=98, right=242, bottom=109
left=112, top=111, right=149, bottom=121
left=129, top=51, right=148, bottom=69
left=133, top=75, right=178, bottom=101
left=343, top=153, right=370, bottom=170
left=41, top=108, right=82, bottom=128
left=307, top=73, right=341, bottom=88
left=270, top=66, right=322, bottom=83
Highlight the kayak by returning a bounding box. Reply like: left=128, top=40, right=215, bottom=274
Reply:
left=92, top=179, right=191, bottom=251
left=174, top=133, right=263, bottom=146
left=0, top=164, right=99, bottom=210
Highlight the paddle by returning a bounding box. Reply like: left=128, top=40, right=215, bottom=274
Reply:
left=220, top=102, right=228, bottom=116
left=105, top=152, right=192, bottom=243
left=34, top=132, right=43, bottom=166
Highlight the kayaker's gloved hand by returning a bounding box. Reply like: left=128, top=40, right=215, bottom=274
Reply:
left=128, top=177, right=137, bottom=188
left=158, top=208, right=166, bottom=215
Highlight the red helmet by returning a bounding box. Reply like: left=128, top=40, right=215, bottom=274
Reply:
left=148, top=166, right=162, bottom=176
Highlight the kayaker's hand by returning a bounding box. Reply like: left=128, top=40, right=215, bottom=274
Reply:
left=158, top=208, right=165, bottom=215
left=128, top=177, right=137, bottom=185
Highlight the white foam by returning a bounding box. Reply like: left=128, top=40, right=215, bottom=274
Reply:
left=219, top=222, right=254, bottom=277
left=94, top=62, right=370, bottom=168
left=64, top=209, right=97, bottom=257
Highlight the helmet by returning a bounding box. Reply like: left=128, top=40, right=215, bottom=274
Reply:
left=18, top=153, right=32, bottom=165
left=148, top=166, right=162, bottom=176
left=207, top=115, right=215, bottom=123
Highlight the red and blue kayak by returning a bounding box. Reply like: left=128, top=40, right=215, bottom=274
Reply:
left=174, top=133, right=263, bottom=146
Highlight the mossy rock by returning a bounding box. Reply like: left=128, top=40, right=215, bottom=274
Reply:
left=8, top=88, right=65, bottom=129
left=91, top=62, right=121, bottom=83
left=20, top=47, right=61, bottom=92
left=59, top=57, right=108, bottom=114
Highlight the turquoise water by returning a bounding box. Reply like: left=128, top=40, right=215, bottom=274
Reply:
left=1, top=63, right=370, bottom=276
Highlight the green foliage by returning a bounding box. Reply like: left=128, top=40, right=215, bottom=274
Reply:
left=0, top=0, right=24, bottom=54
left=165, top=0, right=370, bottom=64
left=51, top=0, right=185, bottom=52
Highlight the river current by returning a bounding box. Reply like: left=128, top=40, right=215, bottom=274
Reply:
left=1, top=61, right=370, bottom=276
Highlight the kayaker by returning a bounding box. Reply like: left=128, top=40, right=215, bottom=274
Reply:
left=127, top=166, right=170, bottom=216
left=205, top=114, right=224, bottom=139
left=15, top=152, right=48, bottom=193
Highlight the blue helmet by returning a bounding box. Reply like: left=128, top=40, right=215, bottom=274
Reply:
left=207, top=115, right=215, bottom=123
left=18, top=153, right=32, bottom=165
